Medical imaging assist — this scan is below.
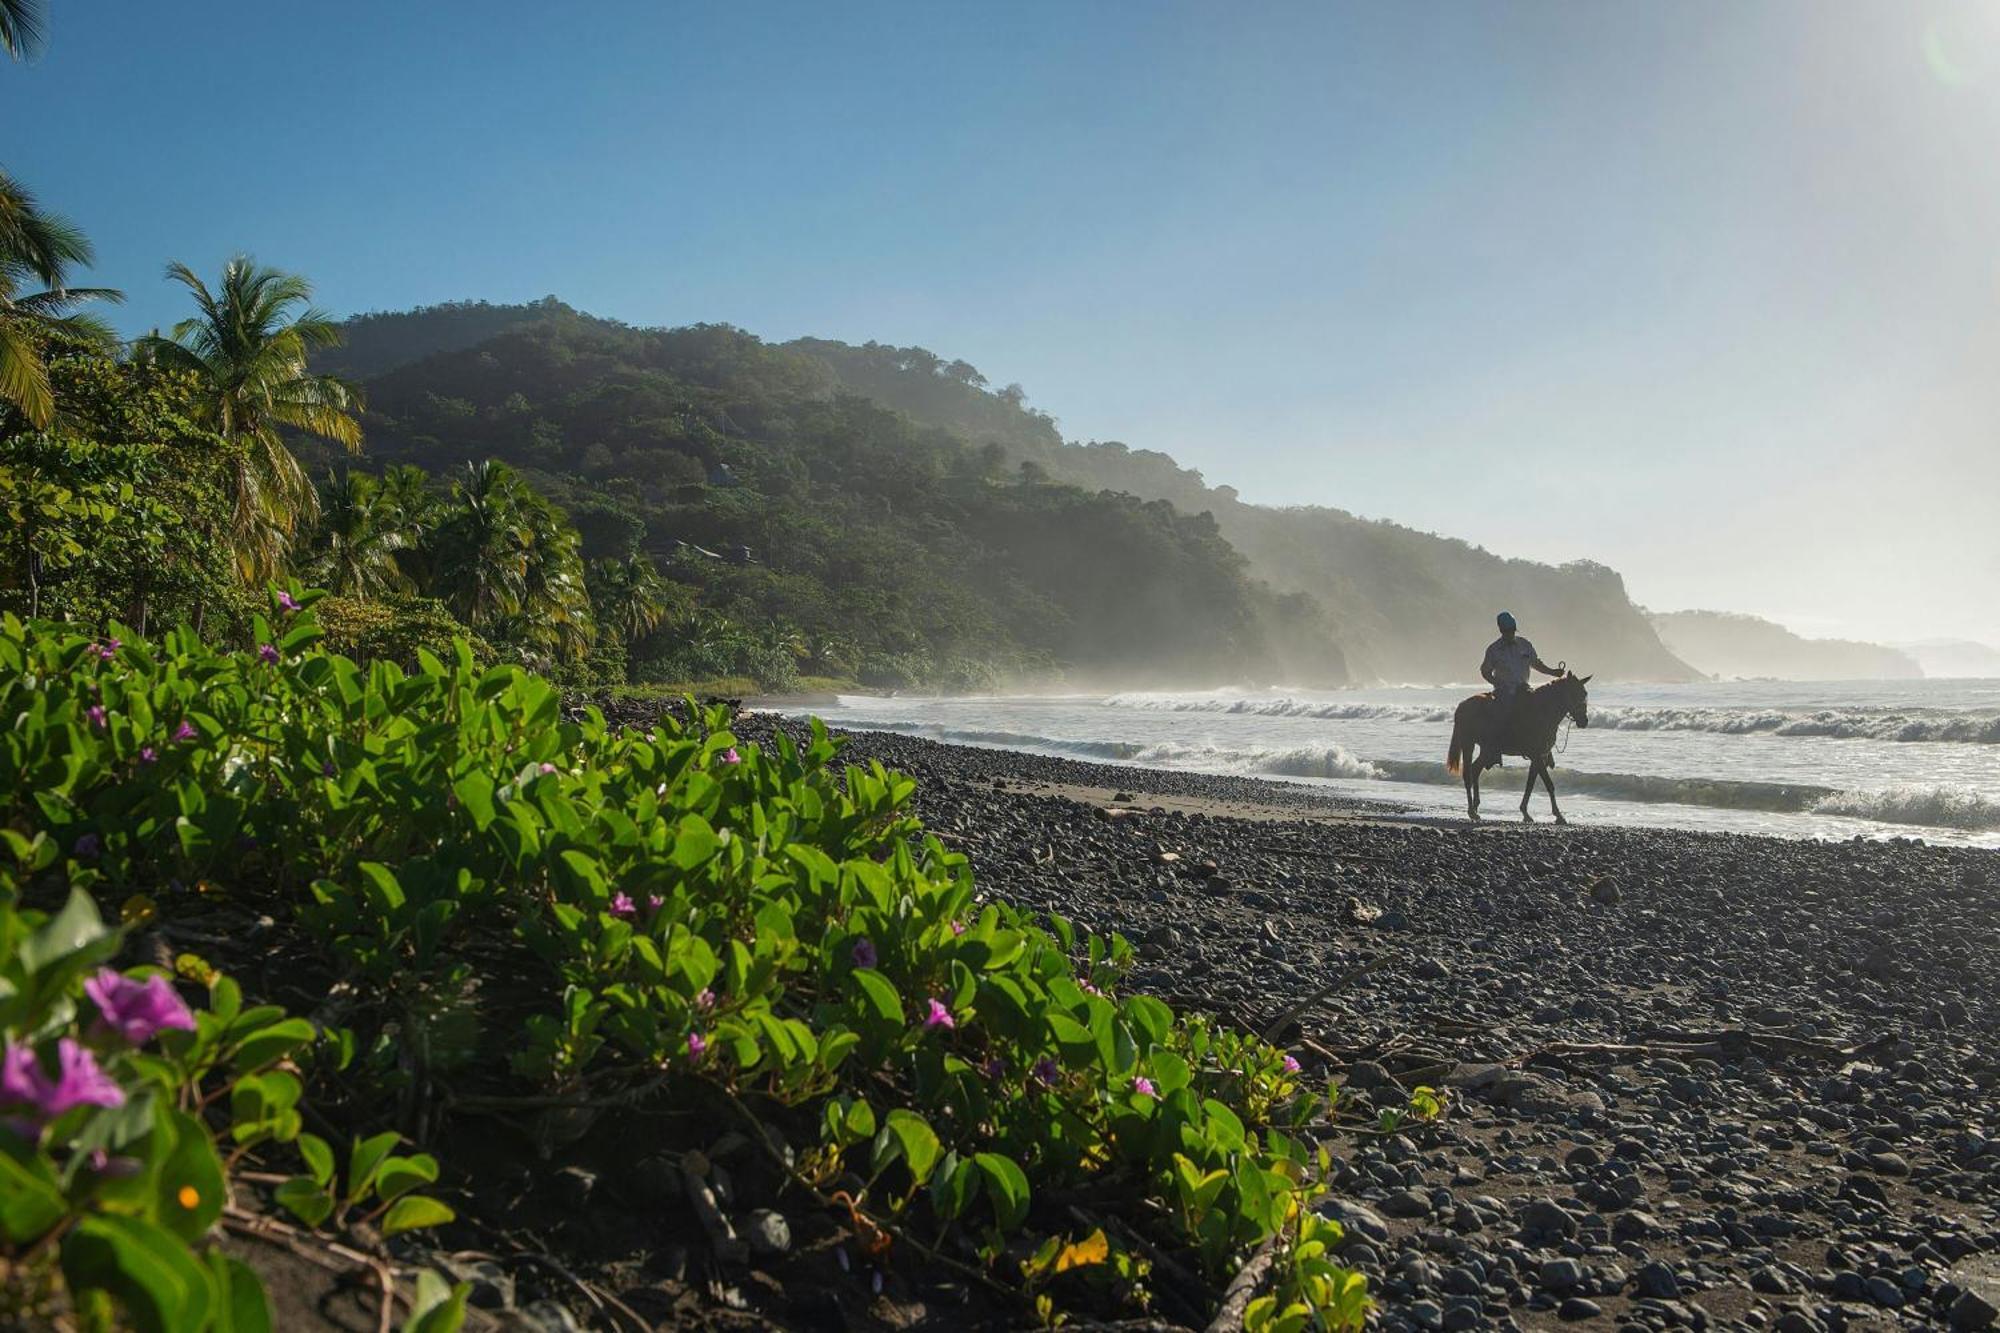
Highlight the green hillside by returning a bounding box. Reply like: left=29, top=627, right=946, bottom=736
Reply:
left=321, top=308, right=1343, bottom=691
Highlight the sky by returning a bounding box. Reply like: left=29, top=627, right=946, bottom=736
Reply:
left=7, top=0, right=2000, bottom=646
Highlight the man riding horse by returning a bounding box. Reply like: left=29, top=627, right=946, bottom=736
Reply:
left=1447, top=612, right=1592, bottom=822
left=1479, top=611, right=1561, bottom=769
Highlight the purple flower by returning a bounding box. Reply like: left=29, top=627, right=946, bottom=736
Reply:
left=950, top=919, right=967, bottom=936
left=924, top=998, right=956, bottom=1031
left=1282, top=1054, right=1302, bottom=1074
left=257, top=643, right=279, bottom=665
left=173, top=721, right=197, bottom=742
left=84, top=970, right=196, bottom=1046
left=139, top=746, right=158, bottom=765
left=609, top=892, right=636, bottom=920
left=647, top=894, right=664, bottom=912
left=1032, top=1057, right=1060, bottom=1087
left=1131, top=1076, right=1157, bottom=1099
left=86, top=705, right=107, bottom=731
left=321, top=760, right=337, bottom=778
left=72, top=833, right=100, bottom=860
left=687, top=1030, right=708, bottom=1060
left=721, top=748, right=742, bottom=765
left=694, top=988, right=716, bottom=1011
left=277, top=592, right=300, bottom=612
left=97, top=645, right=116, bottom=661
left=850, top=937, right=877, bottom=969
left=0, top=1039, right=126, bottom=1122
left=981, top=1056, right=1006, bottom=1081
left=539, top=762, right=557, bottom=775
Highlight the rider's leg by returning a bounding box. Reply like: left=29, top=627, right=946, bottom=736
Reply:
left=1484, top=688, right=1514, bottom=771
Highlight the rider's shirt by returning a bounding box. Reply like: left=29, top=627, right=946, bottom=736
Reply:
left=1483, top=635, right=1538, bottom=693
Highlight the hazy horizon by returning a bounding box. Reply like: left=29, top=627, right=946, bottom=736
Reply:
left=7, top=0, right=1999, bottom=647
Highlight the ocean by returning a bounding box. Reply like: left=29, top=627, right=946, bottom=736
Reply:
left=786, top=678, right=2000, bottom=848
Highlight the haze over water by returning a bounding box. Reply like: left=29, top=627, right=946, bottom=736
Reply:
left=796, top=678, right=2000, bottom=848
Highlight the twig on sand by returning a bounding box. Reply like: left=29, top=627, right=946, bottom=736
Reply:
left=1505, top=1029, right=1900, bottom=1068
left=1258, top=959, right=1386, bottom=1045
left=1203, top=1235, right=1277, bottom=1333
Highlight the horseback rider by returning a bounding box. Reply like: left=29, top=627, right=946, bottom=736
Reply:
left=1480, top=611, right=1561, bottom=766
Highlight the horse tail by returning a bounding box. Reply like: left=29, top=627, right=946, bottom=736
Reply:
left=1446, top=714, right=1467, bottom=775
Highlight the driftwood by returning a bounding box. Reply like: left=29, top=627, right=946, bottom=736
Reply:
left=1258, top=958, right=1385, bottom=1044
left=1505, top=1027, right=1902, bottom=1069
left=1202, top=1235, right=1277, bottom=1333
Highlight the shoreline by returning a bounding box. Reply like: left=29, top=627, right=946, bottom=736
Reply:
left=720, top=713, right=2000, bottom=1330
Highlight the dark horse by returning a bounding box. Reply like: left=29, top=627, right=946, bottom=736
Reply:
left=1446, top=671, right=1591, bottom=823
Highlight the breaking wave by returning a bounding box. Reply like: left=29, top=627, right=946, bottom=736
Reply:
left=1809, top=786, right=2000, bottom=831
left=1101, top=693, right=2000, bottom=744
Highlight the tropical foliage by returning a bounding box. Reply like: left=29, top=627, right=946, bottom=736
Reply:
left=1, top=606, right=1372, bottom=1328
left=0, top=170, right=122, bottom=429
left=134, top=260, right=364, bottom=582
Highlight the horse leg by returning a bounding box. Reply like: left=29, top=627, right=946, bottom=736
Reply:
left=1465, top=758, right=1481, bottom=822
left=1519, top=760, right=1539, bottom=823
left=1541, top=763, right=1565, bottom=824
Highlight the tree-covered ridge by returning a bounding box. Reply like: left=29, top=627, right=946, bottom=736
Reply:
left=793, top=337, right=1698, bottom=683
left=330, top=313, right=1347, bottom=690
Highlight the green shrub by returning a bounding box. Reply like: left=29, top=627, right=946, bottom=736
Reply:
left=314, top=593, right=484, bottom=667
left=0, top=604, right=1367, bottom=1327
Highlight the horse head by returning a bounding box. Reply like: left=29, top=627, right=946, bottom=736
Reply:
left=1564, top=670, right=1593, bottom=728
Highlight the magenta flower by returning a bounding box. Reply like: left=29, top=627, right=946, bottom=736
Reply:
left=84, top=970, right=196, bottom=1046
left=850, top=937, right=877, bottom=969
left=321, top=760, right=337, bottom=778
left=173, top=721, right=197, bottom=742
left=647, top=894, right=664, bottom=912
left=0, top=1039, right=126, bottom=1122
left=257, top=643, right=279, bottom=665
left=924, top=998, right=956, bottom=1031
left=1131, top=1076, right=1157, bottom=1099
left=539, top=762, right=557, bottom=775
left=721, top=748, right=742, bottom=765
left=96, top=645, right=115, bottom=661
left=687, top=1031, right=708, bottom=1060
left=694, top=988, right=716, bottom=1011
left=1282, top=1054, right=1302, bottom=1074
left=139, top=746, right=158, bottom=765
left=72, top=833, right=100, bottom=860
left=981, top=1056, right=1006, bottom=1081
left=609, top=892, right=636, bottom=920
left=950, top=920, right=967, bottom=936
left=1032, top=1056, right=1060, bottom=1087
left=277, top=592, right=300, bottom=612
left=85, top=705, right=107, bottom=731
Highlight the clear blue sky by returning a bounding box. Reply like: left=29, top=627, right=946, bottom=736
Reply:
left=8, top=0, right=1999, bottom=645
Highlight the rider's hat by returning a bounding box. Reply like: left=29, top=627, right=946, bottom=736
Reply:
left=1496, top=610, right=1517, bottom=632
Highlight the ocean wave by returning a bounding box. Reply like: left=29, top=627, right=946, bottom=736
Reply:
left=1128, top=741, right=1383, bottom=780
left=1369, top=759, right=1832, bottom=813
left=1102, top=693, right=2000, bottom=744
left=1810, top=786, right=2000, bottom=831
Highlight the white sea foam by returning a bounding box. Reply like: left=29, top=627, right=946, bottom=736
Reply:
left=1101, top=692, right=2000, bottom=744
left=1810, top=786, right=2000, bottom=832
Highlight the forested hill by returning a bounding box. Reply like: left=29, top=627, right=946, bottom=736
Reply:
left=320, top=307, right=1343, bottom=690
left=323, top=302, right=1695, bottom=686
left=793, top=339, right=1697, bottom=684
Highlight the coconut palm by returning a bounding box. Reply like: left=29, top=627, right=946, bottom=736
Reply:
left=0, top=170, right=122, bottom=428
left=1, top=0, right=45, bottom=61
left=587, top=549, right=674, bottom=650
left=306, top=470, right=412, bottom=599
left=431, top=459, right=531, bottom=629
left=135, top=258, right=362, bottom=581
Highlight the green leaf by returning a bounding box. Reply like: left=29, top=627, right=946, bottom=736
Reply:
left=209, top=1251, right=273, bottom=1333
left=973, top=1152, right=1031, bottom=1231
left=849, top=968, right=902, bottom=1027
left=0, top=1146, right=65, bottom=1242
left=61, top=1213, right=214, bottom=1333
left=381, top=1194, right=456, bottom=1236
left=402, top=1273, right=470, bottom=1333
left=274, top=1178, right=335, bottom=1228
left=297, top=1133, right=335, bottom=1188
left=345, top=1130, right=401, bottom=1204
left=375, top=1154, right=440, bottom=1203
left=230, top=1018, right=315, bottom=1074
left=883, top=1109, right=941, bottom=1187
left=155, top=1109, right=226, bottom=1242
left=20, top=887, right=113, bottom=973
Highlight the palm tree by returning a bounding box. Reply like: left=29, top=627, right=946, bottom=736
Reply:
left=587, top=549, right=674, bottom=651
left=432, top=459, right=530, bottom=629
left=1, top=0, right=45, bottom=61
left=306, top=470, right=412, bottom=599
left=0, top=171, right=122, bottom=428
left=135, top=258, right=363, bottom=581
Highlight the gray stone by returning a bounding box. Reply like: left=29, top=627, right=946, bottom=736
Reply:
left=1635, top=1260, right=1681, bottom=1300
left=1519, top=1198, right=1579, bottom=1239
left=1559, top=1297, right=1604, bottom=1320
left=1951, top=1287, right=1999, bottom=1330
left=1381, top=1188, right=1432, bottom=1219
left=1316, top=1197, right=1391, bottom=1244
left=1863, top=1274, right=1905, bottom=1308
left=743, top=1208, right=791, bottom=1258
left=1540, top=1258, right=1585, bottom=1290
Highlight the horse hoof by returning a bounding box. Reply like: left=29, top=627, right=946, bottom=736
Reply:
left=1520, top=813, right=1534, bottom=824
left=1554, top=815, right=1568, bottom=826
